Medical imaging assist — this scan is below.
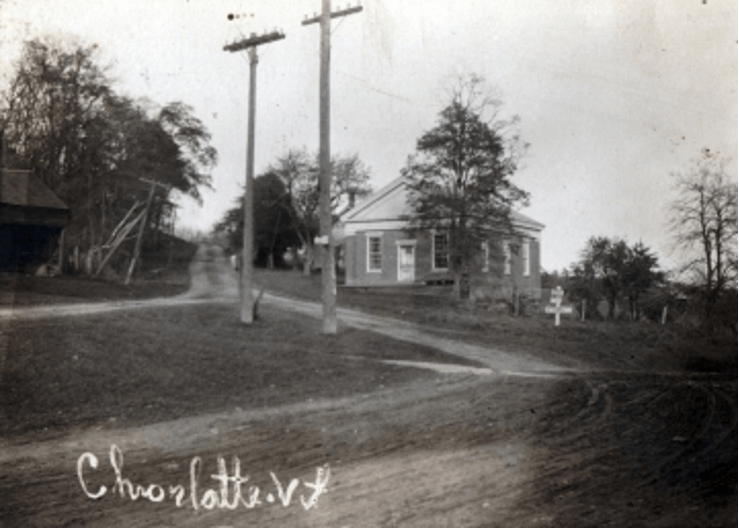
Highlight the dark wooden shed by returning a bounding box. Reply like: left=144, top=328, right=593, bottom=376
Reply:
left=0, top=169, right=69, bottom=270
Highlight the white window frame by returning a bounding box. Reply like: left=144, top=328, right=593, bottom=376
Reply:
left=366, top=233, right=383, bottom=272
left=522, top=240, right=530, bottom=277
left=481, top=241, right=490, bottom=273
left=432, top=232, right=449, bottom=271
left=503, top=240, right=512, bottom=275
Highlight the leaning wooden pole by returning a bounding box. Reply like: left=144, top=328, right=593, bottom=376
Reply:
left=124, top=183, right=156, bottom=285
left=94, top=207, right=146, bottom=278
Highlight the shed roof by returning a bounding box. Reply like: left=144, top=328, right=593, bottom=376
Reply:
left=1, top=169, right=68, bottom=211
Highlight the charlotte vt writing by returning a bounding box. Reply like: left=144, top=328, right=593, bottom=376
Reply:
left=77, top=444, right=330, bottom=511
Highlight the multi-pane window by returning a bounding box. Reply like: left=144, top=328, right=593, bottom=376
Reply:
left=367, top=235, right=382, bottom=271
left=503, top=241, right=512, bottom=275
left=433, top=233, right=449, bottom=270
left=522, top=241, right=530, bottom=277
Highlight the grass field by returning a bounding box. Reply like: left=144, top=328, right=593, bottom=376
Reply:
left=254, top=268, right=738, bottom=375
left=1, top=300, right=489, bottom=438
left=0, top=234, right=197, bottom=306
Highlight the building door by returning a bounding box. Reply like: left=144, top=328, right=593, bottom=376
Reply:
left=397, top=244, right=415, bottom=283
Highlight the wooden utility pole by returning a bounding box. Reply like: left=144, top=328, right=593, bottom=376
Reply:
left=224, top=30, right=285, bottom=324
left=303, top=1, right=363, bottom=335
left=125, top=178, right=170, bottom=285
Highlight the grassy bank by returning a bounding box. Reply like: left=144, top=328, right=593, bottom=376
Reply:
left=0, top=235, right=197, bottom=306
left=254, top=267, right=738, bottom=374
left=1, top=301, right=475, bottom=438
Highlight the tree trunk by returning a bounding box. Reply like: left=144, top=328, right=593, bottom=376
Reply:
left=581, top=299, right=586, bottom=322
left=88, top=215, right=96, bottom=251
left=152, top=200, right=162, bottom=245
left=293, top=248, right=301, bottom=271
left=452, top=270, right=461, bottom=300
left=607, top=296, right=616, bottom=320
left=268, top=210, right=281, bottom=271
left=84, top=248, right=94, bottom=275
left=303, top=244, right=314, bottom=277
left=100, top=190, right=106, bottom=245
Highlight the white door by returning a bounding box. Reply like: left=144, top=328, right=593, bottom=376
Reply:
left=398, top=245, right=415, bottom=283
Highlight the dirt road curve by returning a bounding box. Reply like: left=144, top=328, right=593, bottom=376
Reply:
left=0, top=245, right=735, bottom=527
left=0, top=245, right=569, bottom=376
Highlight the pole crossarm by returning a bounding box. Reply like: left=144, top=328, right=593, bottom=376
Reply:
left=302, top=5, right=363, bottom=26
left=223, top=31, right=285, bottom=52
left=137, top=177, right=172, bottom=192
left=302, top=0, right=363, bottom=334
left=223, top=28, right=285, bottom=324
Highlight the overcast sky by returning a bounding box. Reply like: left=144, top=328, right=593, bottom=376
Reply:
left=1, top=0, right=736, bottom=272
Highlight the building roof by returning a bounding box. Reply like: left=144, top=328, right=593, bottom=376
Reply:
left=342, top=175, right=545, bottom=231
left=343, top=176, right=406, bottom=220
left=1, top=169, right=68, bottom=211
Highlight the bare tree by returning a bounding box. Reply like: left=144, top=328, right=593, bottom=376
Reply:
left=668, top=149, right=738, bottom=326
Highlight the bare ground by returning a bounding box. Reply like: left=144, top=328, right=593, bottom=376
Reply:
left=0, top=245, right=735, bottom=527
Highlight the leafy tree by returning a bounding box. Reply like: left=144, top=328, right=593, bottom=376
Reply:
left=570, top=237, right=663, bottom=320
left=0, top=38, right=217, bottom=276
left=213, top=173, right=299, bottom=269
left=0, top=39, right=112, bottom=247
left=568, top=260, right=604, bottom=321
left=156, top=101, right=217, bottom=201
left=541, top=268, right=571, bottom=290
left=622, top=242, right=663, bottom=320
left=253, top=173, right=299, bottom=268
left=268, top=149, right=372, bottom=275
left=212, top=201, right=242, bottom=255
left=590, top=237, right=629, bottom=320
left=101, top=97, right=216, bottom=253
left=401, top=74, right=529, bottom=299
left=268, top=149, right=318, bottom=274
left=668, top=149, right=738, bottom=328
left=214, top=151, right=371, bottom=272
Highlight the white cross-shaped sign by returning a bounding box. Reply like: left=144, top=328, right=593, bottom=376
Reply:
left=544, top=286, right=573, bottom=326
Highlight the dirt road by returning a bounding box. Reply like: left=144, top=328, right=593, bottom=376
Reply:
left=0, top=245, right=571, bottom=376
left=0, top=245, right=735, bottom=527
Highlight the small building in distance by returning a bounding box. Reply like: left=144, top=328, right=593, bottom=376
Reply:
left=339, top=176, right=544, bottom=300
left=0, top=168, right=68, bottom=271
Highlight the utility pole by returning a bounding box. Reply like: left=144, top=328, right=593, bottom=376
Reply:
left=303, top=1, right=363, bottom=334
left=125, top=178, right=171, bottom=285
left=224, top=30, right=285, bottom=324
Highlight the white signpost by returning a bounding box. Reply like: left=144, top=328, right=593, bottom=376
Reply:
left=545, top=286, right=573, bottom=326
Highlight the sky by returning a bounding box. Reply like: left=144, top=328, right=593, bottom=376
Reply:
left=0, top=0, right=736, bottom=272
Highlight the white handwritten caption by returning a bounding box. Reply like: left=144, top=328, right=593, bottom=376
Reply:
left=77, top=445, right=330, bottom=511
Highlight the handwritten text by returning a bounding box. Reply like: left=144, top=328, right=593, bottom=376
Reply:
left=77, top=445, right=330, bottom=511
